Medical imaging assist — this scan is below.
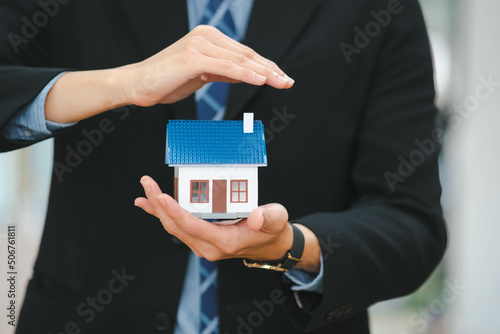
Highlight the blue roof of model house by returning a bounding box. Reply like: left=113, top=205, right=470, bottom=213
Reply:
left=166, top=120, right=267, bottom=166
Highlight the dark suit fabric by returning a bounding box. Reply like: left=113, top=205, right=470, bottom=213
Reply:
left=0, top=0, right=447, bottom=333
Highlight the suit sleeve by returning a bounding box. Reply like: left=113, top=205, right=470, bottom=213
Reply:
left=281, top=2, right=447, bottom=331
left=0, top=0, right=67, bottom=152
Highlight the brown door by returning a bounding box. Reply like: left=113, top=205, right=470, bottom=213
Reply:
left=212, top=180, right=227, bottom=213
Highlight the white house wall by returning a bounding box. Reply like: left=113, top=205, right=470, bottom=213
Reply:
left=176, top=166, right=258, bottom=215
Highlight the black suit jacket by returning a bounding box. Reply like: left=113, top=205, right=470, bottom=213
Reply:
left=0, top=0, right=447, bottom=333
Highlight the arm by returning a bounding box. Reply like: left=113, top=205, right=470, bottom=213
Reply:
left=135, top=182, right=321, bottom=272
left=44, top=25, right=294, bottom=124
left=0, top=0, right=67, bottom=151
left=282, top=2, right=447, bottom=331
left=134, top=1, right=446, bottom=332
left=1, top=0, right=293, bottom=151
left=0, top=73, right=76, bottom=141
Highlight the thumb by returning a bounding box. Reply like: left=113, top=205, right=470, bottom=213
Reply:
left=246, top=203, right=289, bottom=234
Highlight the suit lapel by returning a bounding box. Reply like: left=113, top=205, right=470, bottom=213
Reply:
left=225, top=0, right=324, bottom=120
left=117, top=0, right=195, bottom=119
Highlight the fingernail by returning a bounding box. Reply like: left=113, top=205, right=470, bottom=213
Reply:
left=278, top=75, right=289, bottom=84
left=285, top=74, right=295, bottom=84
left=158, top=195, right=167, bottom=206
left=256, top=73, right=266, bottom=82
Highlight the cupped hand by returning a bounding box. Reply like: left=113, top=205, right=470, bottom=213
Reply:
left=134, top=175, right=294, bottom=262
left=124, top=25, right=294, bottom=107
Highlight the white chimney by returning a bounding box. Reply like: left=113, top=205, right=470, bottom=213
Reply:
left=243, top=112, right=254, bottom=133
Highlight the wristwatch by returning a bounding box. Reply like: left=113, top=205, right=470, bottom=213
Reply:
left=243, top=224, right=304, bottom=272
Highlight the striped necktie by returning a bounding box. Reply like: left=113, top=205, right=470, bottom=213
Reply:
left=196, top=0, right=238, bottom=121
left=199, top=257, right=219, bottom=334
left=197, top=1, right=238, bottom=333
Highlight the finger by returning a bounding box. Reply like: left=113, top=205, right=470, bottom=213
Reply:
left=139, top=176, right=186, bottom=235
left=213, top=37, right=287, bottom=77
left=140, top=177, right=184, bottom=233
left=134, top=197, right=158, bottom=217
left=213, top=218, right=245, bottom=226
left=139, top=176, right=210, bottom=241
left=154, top=194, right=229, bottom=259
left=197, top=43, right=293, bottom=89
left=156, top=193, right=193, bottom=225
left=193, top=56, right=266, bottom=86
left=156, top=193, right=221, bottom=242
left=205, top=28, right=288, bottom=77
left=154, top=194, right=193, bottom=237
left=139, top=176, right=226, bottom=259
left=246, top=209, right=264, bottom=231
left=246, top=203, right=289, bottom=234
left=189, top=25, right=288, bottom=78
left=201, top=73, right=241, bottom=83
left=140, top=176, right=163, bottom=208
left=140, top=175, right=162, bottom=193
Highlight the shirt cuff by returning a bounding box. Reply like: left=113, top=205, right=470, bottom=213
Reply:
left=0, top=72, right=76, bottom=141
left=284, top=253, right=324, bottom=294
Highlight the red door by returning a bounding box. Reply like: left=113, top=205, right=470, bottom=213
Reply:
left=212, top=180, right=227, bottom=213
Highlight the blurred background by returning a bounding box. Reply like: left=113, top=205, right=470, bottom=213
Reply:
left=1, top=0, right=499, bottom=333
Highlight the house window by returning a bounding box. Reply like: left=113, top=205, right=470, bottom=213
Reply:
left=191, top=180, right=209, bottom=203
left=231, top=180, right=248, bottom=203
left=174, top=177, right=178, bottom=202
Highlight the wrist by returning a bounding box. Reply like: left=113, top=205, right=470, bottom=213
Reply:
left=111, top=64, right=139, bottom=107
left=271, top=222, right=294, bottom=261
left=119, top=61, right=164, bottom=107
left=243, top=223, right=304, bottom=272
left=293, top=224, right=321, bottom=273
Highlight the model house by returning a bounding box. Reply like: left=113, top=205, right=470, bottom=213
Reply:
left=166, top=113, right=267, bottom=219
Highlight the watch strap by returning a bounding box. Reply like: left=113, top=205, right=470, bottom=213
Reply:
left=243, top=224, right=305, bottom=272
left=279, top=224, right=305, bottom=270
